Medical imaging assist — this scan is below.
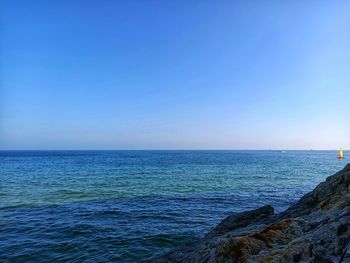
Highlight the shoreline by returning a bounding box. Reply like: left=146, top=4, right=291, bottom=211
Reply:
left=146, top=163, right=350, bottom=263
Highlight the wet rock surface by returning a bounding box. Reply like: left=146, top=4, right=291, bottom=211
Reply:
left=145, top=164, right=350, bottom=263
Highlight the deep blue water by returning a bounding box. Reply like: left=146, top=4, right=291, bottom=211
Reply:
left=0, top=150, right=346, bottom=262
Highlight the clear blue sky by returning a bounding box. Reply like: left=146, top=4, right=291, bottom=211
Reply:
left=1, top=1, right=349, bottom=150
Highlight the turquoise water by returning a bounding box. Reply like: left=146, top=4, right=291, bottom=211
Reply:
left=0, top=150, right=345, bottom=262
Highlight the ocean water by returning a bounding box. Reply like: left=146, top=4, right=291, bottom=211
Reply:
left=0, top=150, right=345, bottom=262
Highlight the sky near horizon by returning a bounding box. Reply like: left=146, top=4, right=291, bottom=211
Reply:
left=1, top=1, right=349, bottom=150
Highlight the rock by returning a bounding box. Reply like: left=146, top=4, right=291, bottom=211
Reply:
left=208, top=205, right=274, bottom=236
left=341, top=242, right=350, bottom=262
left=144, top=163, right=350, bottom=263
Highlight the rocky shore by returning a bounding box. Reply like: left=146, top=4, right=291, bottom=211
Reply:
left=145, top=163, right=350, bottom=263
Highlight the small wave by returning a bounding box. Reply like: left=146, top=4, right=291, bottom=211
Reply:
left=92, top=210, right=125, bottom=217
left=1, top=203, right=39, bottom=209
left=54, top=189, right=87, bottom=196
left=143, top=233, right=197, bottom=247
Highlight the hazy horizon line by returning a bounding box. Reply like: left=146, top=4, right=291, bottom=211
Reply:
left=0, top=148, right=345, bottom=151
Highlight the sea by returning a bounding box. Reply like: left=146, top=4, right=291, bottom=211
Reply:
left=0, top=150, right=345, bottom=262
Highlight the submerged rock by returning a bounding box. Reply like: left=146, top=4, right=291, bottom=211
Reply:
left=145, top=163, right=350, bottom=263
